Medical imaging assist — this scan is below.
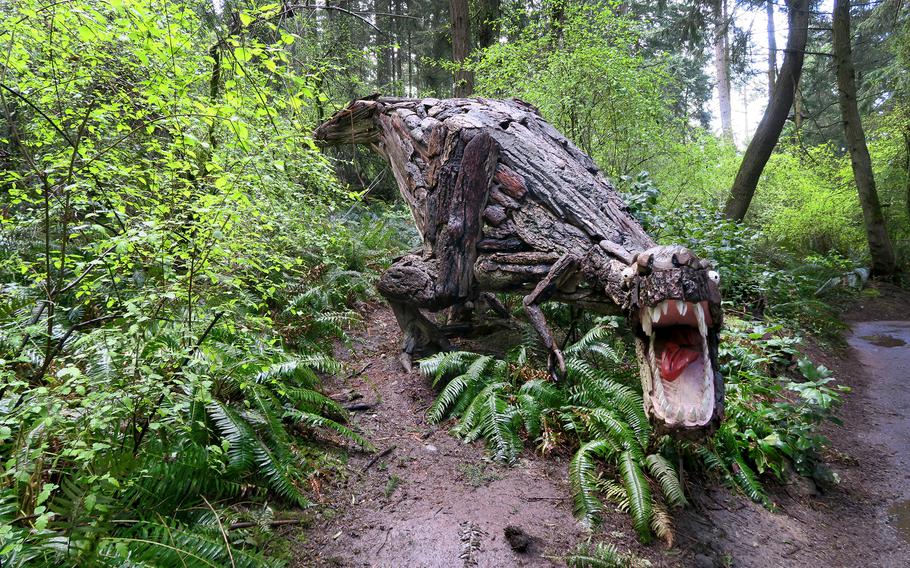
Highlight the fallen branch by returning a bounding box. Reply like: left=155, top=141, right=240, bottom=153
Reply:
left=345, top=362, right=372, bottom=380
left=227, top=519, right=310, bottom=530
left=363, top=445, right=397, bottom=472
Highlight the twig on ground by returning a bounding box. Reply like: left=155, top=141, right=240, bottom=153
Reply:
left=345, top=362, right=372, bottom=380
left=227, top=519, right=310, bottom=530
left=363, top=445, right=396, bottom=472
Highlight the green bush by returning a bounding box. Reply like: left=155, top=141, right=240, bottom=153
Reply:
left=422, top=314, right=846, bottom=542
left=467, top=1, right=675, bottom=179
left=0, top=1, right=415, bottom=564
left=678, top=319, right=847, bottom=506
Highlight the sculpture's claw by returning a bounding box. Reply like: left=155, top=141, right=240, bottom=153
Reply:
left=398, top=352, right=414, bottom=374
left=548, top=349, right=567, bottom=382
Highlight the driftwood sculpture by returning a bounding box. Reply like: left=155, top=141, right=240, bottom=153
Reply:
left=314, top=96, right=723, bottom=433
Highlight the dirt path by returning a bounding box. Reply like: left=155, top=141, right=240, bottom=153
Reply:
left=293, top=308, right=590, bottom=567
left=295, top=291, right=910, bottom=568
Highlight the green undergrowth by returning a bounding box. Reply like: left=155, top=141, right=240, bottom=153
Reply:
left=565, top=540, right=652, bottom=567
left=0, top=0, right=413, bottom=564
left=423, top=315, right=846, bottom=544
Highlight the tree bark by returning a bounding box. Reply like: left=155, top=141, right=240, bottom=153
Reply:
left=766, top=0, right=777, bottom=98
left=833, top=0, right=897, bottom=275
left=713, top=0, right=733, bottom=140
left=723, top=0, right=809, bottom=221
left=376, top=0, right=392, bottom=89
left=475, top=0, right=500, bottom=49
left=449, top=0, right=473, bottom=97
left=904, top=131, right=910, bottom=224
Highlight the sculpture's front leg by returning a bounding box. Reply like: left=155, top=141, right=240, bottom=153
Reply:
left=376, top=255, right=454, bottom=372
left=522, top=253, right=582, bottom=381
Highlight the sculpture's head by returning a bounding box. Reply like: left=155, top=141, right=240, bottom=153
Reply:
left=623, top=245, right=724, bottom=435
left=312, top=97, right=382, bottom=146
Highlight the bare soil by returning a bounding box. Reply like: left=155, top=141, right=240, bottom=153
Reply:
left=292, top=284, right=910, bottom=568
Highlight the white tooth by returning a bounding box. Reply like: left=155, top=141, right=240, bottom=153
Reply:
left=661, top=301, right=669, bottom=315
left=687, top=406, right=698, bottom=424
left=702, top=335, right=711, bottom=389
left=661, top=399, right=673, bottom=419
left=651, top=305, right=661, bottom=325
left=676, top=300, right=687, bottom=317
left=675, top=406, right=686, bottom=424
left=641, top=310, right=652, bottom=336
left=649, top=335, right=657, bottom=369
left=654, top=371, right=665, bottom=402
left=648, top=334, right=669, bottom=410
left=695, top=303, right=707, bottom=337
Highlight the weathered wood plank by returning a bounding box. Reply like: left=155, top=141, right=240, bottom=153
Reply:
left=434, top=131, right=499, bottom=302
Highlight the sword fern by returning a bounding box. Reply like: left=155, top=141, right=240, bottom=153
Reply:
left=422, top=318, right=686, bottom=543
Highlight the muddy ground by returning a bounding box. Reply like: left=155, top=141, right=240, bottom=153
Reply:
left=291, top=284, right=910, bottom=567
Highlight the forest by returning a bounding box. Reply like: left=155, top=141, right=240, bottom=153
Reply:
left=1, top=0, right=909, bottom=566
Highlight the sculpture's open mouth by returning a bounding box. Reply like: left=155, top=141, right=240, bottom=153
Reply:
left=639, top=299, right=716, bottom=429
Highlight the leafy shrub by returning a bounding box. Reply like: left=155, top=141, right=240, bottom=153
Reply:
left=467, top=2, right=675, bottom=178
left=620, top=173, right=859, bottom=342
left=683, top=319, right=847, bottom=505
left=0, top=1, right=405, bottom=565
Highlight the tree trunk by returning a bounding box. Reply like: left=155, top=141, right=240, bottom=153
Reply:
left=393, top=0, right=403, bottom=93
left=713, top=0, right=733, bottom=140
left=548, top=1, right=565, bottom=46
left=833, top=0, right=897, bottom=275
left=449, top=0, right=473, bottom=97
left=904, top=131, right=910, bottom=223
left=475, top=0, right=500, bottom=49
left=376, top=0, right=392, bottom=89
left=723, top=0, right=809, bottom=221
left=766, top=0, right=777, bottom=98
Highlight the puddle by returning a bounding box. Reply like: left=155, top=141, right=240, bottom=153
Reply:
left=889, top=499, right=910, bottom=543
left=860, top=334, right=906, bottom=347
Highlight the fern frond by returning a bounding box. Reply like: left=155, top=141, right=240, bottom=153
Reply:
left=569, top=440, right=615, bottom=528
left=478, top=389, right=522, bottom=463
left=731, top=455, right=772, bottom=508
left=566, top=541, right=632, bottom=568
left=206, top=402, right=257, bottom=471
left=253, top=442, right=309, bottom=507
left=419, top=350, right=471, bottom=382
left=293, top=353, right=342, bottom=375
left=516, top=393, right=543, bottom=438
left=285, top=387, right=345, bottom=417
left=587, top=408, right=640, bottom=458
left=644, top=454, right=687, bottom=508
left=427, top=374, right=470, bottom=423
left=286, top=408, right=371, bottom=449
left=650, top=501, right=675, bottom=546
left=619, top=450, right=652, bottom=543
left=427, top=354, right=494, bottom=422
left=99, top=519, right=283, bottom=568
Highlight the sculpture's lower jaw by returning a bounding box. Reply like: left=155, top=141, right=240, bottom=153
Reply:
left=633, top=300, right=724, bottom=436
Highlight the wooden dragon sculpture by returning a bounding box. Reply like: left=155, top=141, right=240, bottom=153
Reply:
left=314, top=96, right=724, bottom=433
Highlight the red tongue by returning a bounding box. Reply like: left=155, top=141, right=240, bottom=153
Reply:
left=660, top=342, right=700, bottom=382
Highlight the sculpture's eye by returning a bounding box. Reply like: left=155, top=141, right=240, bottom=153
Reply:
left=708, top=270, right=720, bottom=284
